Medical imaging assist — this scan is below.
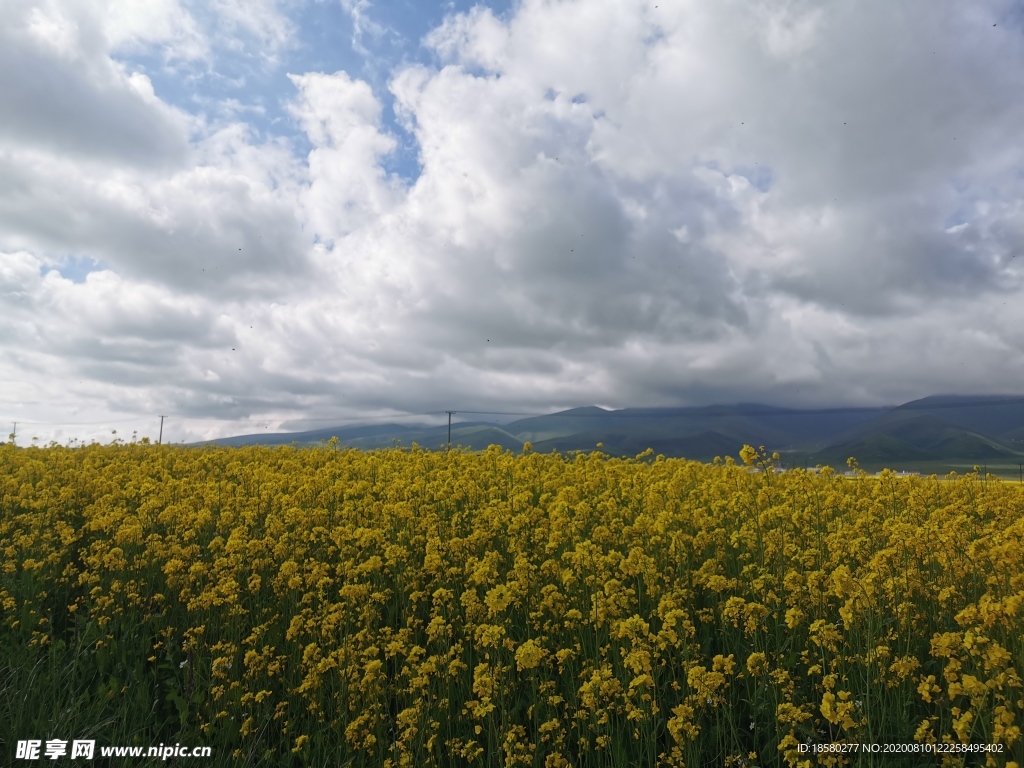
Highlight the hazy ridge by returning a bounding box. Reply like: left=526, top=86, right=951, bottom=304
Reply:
left=198, top=394, right=1024, bottom=475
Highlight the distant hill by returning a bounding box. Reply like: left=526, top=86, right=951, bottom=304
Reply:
left=891, top=395, right=1024, bottom=438
left=499, top=407, right=616, bottom=443
left=196, top=394, right=1024, bottom=471
left=500, top=403, right=888, bottom=456
left=210, top=422, right=419, bottom=448
left=527, top=430, right=748, bottom=462
left=806, top=410, right=1019, bottom=466
left=204, top=420, right=517, bottom=451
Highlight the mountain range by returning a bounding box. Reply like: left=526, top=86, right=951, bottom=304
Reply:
left=198, top=394, right=1024, bottom=473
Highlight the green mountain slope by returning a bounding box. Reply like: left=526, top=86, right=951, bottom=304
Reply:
left=809, top=414, right=1019, bottom=465
left=889, top=395, right=1024, bottom=439
left=199, top=421, right=507, bottom=449
left=503, top=403, right=888, bottom=452
left=196, top=395, right=1024, bottom=468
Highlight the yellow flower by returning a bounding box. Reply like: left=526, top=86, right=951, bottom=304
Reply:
left=746, top=652, right=768, bottom=676
left=515, top=639, right=545, bottom=671
left=784, top=606, right=805, bottom=629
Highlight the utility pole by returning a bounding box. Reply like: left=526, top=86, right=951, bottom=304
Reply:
left=158, top=415, right=166, bottom=445
left=1019, top=463, right=1021, bottom=485
left=446, top=411, right=456, bottom=452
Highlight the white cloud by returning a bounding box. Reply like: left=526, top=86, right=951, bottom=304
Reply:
left=103, top=0, right=209, bottom=61
left=4, top=0, right=1024, bottom=445
left=287, top=70, right=403, bottom=243
left=0, top=133, right=310, bottom=296
left=0, top=1, right=196, bottom=166
left=755, top=0, right=824, bottom=59
left=204, top=0, right=298, bottom=62
left=25, top=4, right=84, bottom=57
left=340, top=0, right=390, bottom=58
left=423, top=4, right=509, bottom=71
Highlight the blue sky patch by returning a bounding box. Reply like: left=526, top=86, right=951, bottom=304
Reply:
left=113, top=0, right=516, bottom=184
left=43, top=256, right=106, bottom=284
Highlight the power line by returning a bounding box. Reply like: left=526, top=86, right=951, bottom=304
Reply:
left=0, top=412, right=442, bottom=428
left=6, top=395, right=1024, bottom=430
left=446, top=396, right=1024, bottom=420
left=0, top=417, right=148, bottom=427
left=441, top=406, right=893, bottom=419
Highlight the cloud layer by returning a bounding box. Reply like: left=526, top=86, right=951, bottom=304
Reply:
left=3, top=0, right=1024, bottom=444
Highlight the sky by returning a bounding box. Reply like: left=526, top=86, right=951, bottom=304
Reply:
left=2, top=0, right=1024, bottom=445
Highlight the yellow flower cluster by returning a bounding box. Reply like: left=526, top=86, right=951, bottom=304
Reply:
left=1, top=440, right=1022, bottom=766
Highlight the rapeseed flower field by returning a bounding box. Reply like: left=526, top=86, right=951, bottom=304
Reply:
left=1, top=439, right=1022, bottom=766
